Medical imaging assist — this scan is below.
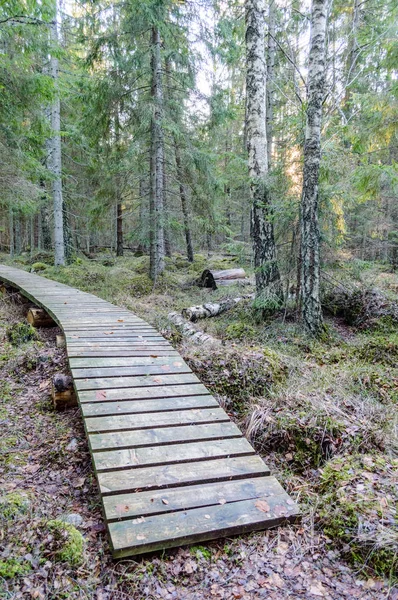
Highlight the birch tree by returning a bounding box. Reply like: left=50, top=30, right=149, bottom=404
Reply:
left=49, top=0, right=65, bottom=266
left=245, top=0, right=282, bottom=306
left=149, top=25, right=165, bottom=281
left=300, top=0, right=330, bottom=335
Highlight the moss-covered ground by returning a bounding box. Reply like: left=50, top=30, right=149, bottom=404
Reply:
left=0, top=251, right=397, bottom=596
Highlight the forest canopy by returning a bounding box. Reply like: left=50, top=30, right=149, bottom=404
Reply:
left=0, top=0, right=397, bottom=332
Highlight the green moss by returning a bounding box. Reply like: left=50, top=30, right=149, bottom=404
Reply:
left=0, top=557, right=31, bottom=578
left=225, top=321, right=256, bottom=340
left=6, top=322, right=37, bottom=346
left=31, top=262, right=48, bottom=272
left=0, top=491, right=30, bottom=519
left=356, top=332, right=398, bottom=366
left=185, top=347, right=287, bottom=407
left=46, top=520, right=84, bottom=566
left=318, top=454, right=398, bottom=578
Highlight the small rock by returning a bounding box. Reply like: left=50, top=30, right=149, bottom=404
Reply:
left=60, top=513, right=83, bottom=527
left=66, top=438, right=78, bottom=452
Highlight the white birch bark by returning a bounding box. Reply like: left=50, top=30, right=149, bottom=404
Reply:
left=300, top=0, right=330, bottom=335
left=149, top=26, right=165, bottom=281
left=49, top=1, right=65, bottom=266
left=245, top=0, right=282, bottom=304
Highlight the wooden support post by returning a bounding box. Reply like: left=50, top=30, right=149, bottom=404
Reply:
left=27, top=307, right=56, bottom=328
left=56, top=335, right=66, bottom=348
left=52, top=374, right=77, bottom=410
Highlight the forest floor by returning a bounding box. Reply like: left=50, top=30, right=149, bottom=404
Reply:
left=0, top=251, right=397, bottom=599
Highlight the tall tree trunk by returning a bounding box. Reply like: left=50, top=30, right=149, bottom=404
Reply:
left=14, top=215, right=21, bottom=255
left=299, top=0, right=329, bottom=336
left=174, top=142, right=194, bottom=262
left=163, top=159, right=172, bottom=257
left=343, top=0, right=360, bottom=116
left=245, top=0, right=283, bottom=304
left=9, top=207, right=14, bottom=258
left=63, top=202, right=73, bottom=262
left=266, top=0, right=276, bottom=169
left=115, top=109, right=124, bottom=257
left=49, top=1, right=65, bottom=266
left=149, top=26, right=165, bottom=281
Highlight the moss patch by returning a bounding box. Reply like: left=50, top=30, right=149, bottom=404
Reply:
left=184, top=347, right=287, bottom=411
left=0, top=557, right=32, bottom=578
left=45, top=520, right=84, bottom=566
left=318, top=454, right=398, bottom=578
left=0, top=491, right=30, bottom=520
left=6, top=322, right=37, bottom=346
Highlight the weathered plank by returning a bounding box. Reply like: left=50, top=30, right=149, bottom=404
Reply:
left=72, top=364, right=191, bottom=379
left=94, top=438, right=255, bottom=472
left=69, top=356, right=186, bottom=369
left=78, top=383, right=210, bottom=403
left=88, top=421, right=242, bottom=451
left=103, top=476, right=288, bottom=520
left=85, top=407, right=229, bottom=432
left=81, top=395, right=217, bottom=417
left=98, top=455, right=270, bottom=495
left=75, top=373, right=200, bottom=391
left=109, top=494, right=298, bottom=558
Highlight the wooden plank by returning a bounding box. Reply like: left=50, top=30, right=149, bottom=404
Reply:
left=72, top=364, right=191, bottom=379
left=81, top=395, right=218, bottom=417
left=75, top=373, right=200, bottom=391
left=69, top=356, right=186, bottom=369
left=78, top=383, right=209, bottom=403
left=85, top=407, right=229, bottom=432
left=103, top=476, right=288, bottom=520
left=98, top=455, right=270, bottom=495
left=68, top=350, right=179, bottom=358
left=81, top=394, right=217, bottom=417
left=89, top=421, right=242, bottom=451
left=109, top=493, right=298, bottom=557
left=94, top=438, right=255, bottom=472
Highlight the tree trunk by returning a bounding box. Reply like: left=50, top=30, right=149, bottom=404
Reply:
left=174, top=142, right=194, bottom=262
left=114, top=107, right=124, bottom=257
left=163, top=158, right=172, bottom=257
left=149, top=26, right=165, bottom=281
left=266, top=0, right=276, bottom=169
left=299, top=0, right=329, bottom=336
left=14, top=215, right=22, bottom=255
left=9, top=206, right=14, bottom=257
left=49, top=2, right=65, bottom=267
left=63, top=201, right=73, bottom=263
left=245, top=0, right=283, bottom=304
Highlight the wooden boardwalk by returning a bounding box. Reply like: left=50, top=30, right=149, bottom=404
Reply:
left=0, top=265, right=299, bottom=558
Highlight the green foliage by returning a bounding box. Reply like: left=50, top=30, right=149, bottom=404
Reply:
left=6, top=322, right=37, bottom=346
left=0, top=557, right=31, bottom=578
left=318, top=454, right=398, bottom=578
left=31, top=262, right=48, bottom=272
left=46, top=520, right=84, bottom=566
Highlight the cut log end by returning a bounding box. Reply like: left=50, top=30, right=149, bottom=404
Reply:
left=56, top=335, right=66, bottom=348
left=27, top=307, right=56, bottom=328
left=52, top=374, right=77, bottom=410
left=197, top=268, right=248, bottom=290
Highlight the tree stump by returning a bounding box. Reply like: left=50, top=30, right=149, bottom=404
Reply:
left=27, top=307, right=56, bottom=328
left=52, top=374, right=77, bottom=410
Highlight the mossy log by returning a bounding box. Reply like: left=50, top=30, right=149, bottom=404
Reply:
left=182, top=295, right=254, bottom=322
left=27, top=307, right=56, bottom=328
left=52, top=374, right=77, bottom=410
left=198, top=268, right=248, bottom=290
left=168, top=312, right=220, bottom=345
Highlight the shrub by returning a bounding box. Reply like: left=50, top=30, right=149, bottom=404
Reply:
left=6, top=322, right=37, bottom=346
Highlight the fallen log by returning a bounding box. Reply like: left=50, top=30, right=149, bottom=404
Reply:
left=52, top=374, right=78, bottom=410
left=182, top=295, right=254, bottom=322
left=198, top=268, right=247, bottom=290
left=168, top=312, right=220, bottom=345
left=27, top=307, right=56, bottom=328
